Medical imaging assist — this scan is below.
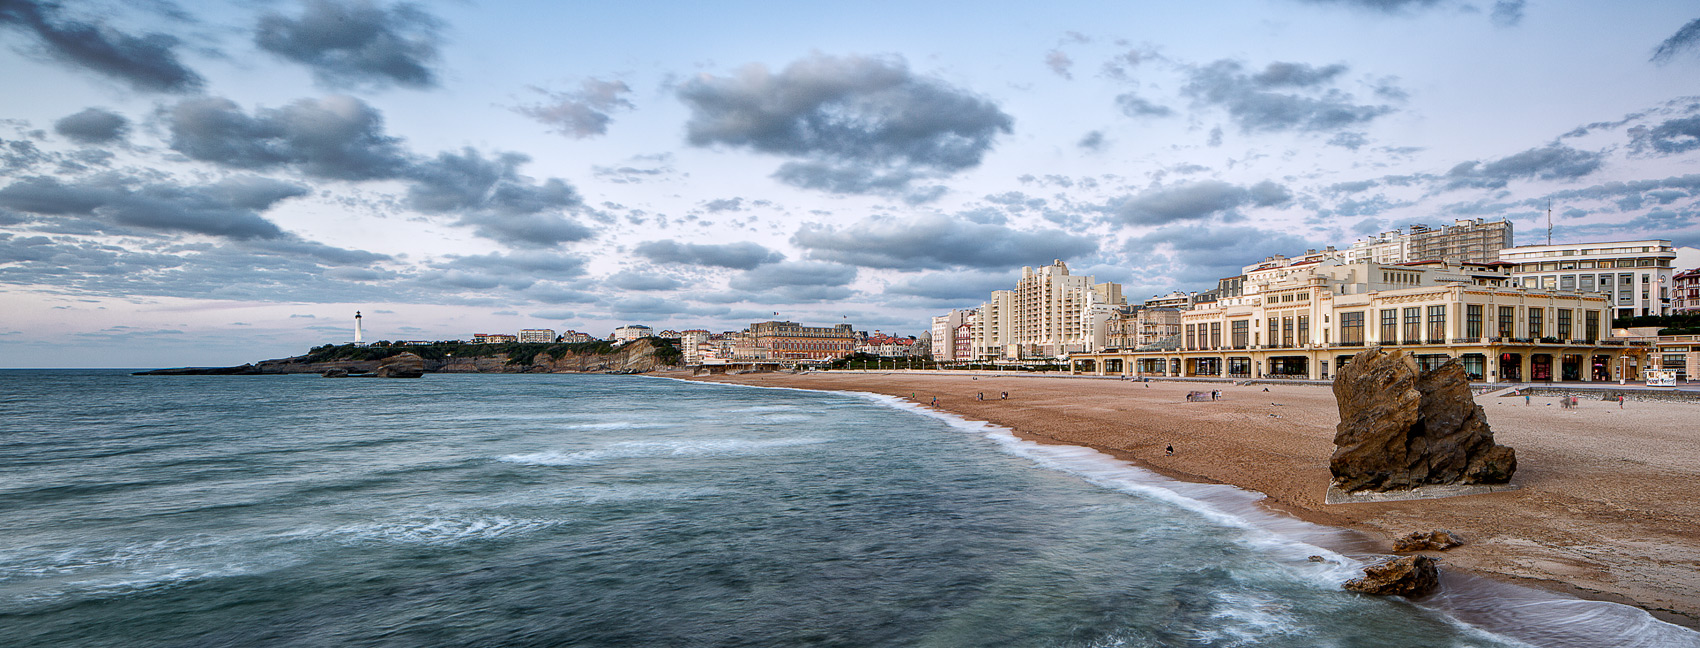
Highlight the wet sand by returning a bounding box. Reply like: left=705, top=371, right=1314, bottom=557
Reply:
left=685, top=370, right=1700, bottom=629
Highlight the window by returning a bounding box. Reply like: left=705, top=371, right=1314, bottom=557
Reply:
left=1403, top=307, right=1421, bottom=344
left=1498, top=306, right=1515, bottom=338
left=1269, top=318, right=1278, bottom=346
left=1341, top=311, right=1365, bottom=345
left=1528, top=307, right=1543, bottom=339
left=1210, top=322, right=1222, bottom=349
left=1297, top=315, right=1309, bottom=346
left=1466, top=305, right=1483, bottom=339
left=1427, top=306, right=1446, bottom=342
left=1381, top=308, right=1398, bottom=343
left=1231, top=320, right=1249, bottom=349
left=1185, top=324, right=1195, bottom=350
left=1557, top=309, right=1572, bottom=341
left=1282, top=317, right=1294, bottom=348
left=1580, top=274, right=1596, bottom=292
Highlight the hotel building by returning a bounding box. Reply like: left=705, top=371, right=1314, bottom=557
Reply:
left=1498, top=240, right=1677, bottom=319
left=749, top=321, right=857, bottom=361
left=1344, top=219, right=1513, bottom=265
left=518, top=328, right=556, bottom=343
left=1067, top=258, right=1652, bottom=383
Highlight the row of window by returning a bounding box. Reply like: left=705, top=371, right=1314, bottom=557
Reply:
left=1179, top=306, right=1605, bottom=350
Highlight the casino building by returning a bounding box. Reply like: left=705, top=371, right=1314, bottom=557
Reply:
left=1067, top=258, right=1653, bottom=383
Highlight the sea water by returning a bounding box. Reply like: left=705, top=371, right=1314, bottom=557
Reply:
left=0, top=370, right=1694, bottom=647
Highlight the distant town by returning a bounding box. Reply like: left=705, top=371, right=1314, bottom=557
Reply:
left=345, top=219, right=1700, bottom=384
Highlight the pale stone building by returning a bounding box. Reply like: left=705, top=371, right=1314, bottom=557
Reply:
left=1069, top=258, right=1652, bottom=383
left=970, top=260, right=1124, bottom=362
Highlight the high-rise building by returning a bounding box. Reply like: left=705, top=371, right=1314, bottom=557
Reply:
left=930, top=309, right=975, bottom=362
left=1498, top=240, right=1677, bottom=319
left=970, top=260, right=1124, bottom=361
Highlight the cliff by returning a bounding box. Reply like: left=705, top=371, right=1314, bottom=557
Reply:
left=134, top=338, right=682, bottom=376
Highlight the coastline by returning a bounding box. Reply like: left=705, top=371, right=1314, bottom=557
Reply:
left=683, top=370, right=1700, bottom=632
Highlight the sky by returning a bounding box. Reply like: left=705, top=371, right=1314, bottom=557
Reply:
left=3, top=0, right=1700, bottom=368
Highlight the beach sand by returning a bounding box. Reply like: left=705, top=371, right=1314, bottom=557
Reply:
left=685, top=370, right=1700, bottom=629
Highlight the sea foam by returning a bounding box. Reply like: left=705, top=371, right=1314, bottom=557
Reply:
left=497, top=437, right=826, bottom=467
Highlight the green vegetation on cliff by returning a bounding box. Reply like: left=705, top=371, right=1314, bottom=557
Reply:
left=305, top=337, right=682, bottom=366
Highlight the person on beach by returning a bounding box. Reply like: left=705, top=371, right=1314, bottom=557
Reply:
left=1001, top=392, right=1008, bottom=400
left=1620, top=395, right=1625, bottom=409
left=1165, top=445, right=1173, bottom=456
left=931, top=396, right=938, bottom=406
left=1525, top=393, right=1531, bottom=406
left=977, top=392, right=983, bottom=401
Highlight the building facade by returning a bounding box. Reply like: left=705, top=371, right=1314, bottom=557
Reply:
left=749, top=321, right=857, bottom=360
left=1345, top=219, right=1512, bottom=265
left=612, top=325, right=652, bottom=341
left=471, top=333, right=519, bottom=344
left=518, top=328, right=556, bottom=343
left=1067, top=259, right=1651, bottom=383
left=1499, top=240, right=1677, bottom=319
left=970, top=260, right=1124, bottom=361
left=1673, top=268, right=1700, bottom=315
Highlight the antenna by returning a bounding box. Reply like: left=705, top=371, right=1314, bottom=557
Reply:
left=1546, top=200, right=1553, bottom=246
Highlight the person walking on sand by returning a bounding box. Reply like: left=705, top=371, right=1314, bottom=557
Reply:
left=1619, top=395, right=1625, bottom=409
left=1000, top=391, right=1008, bottom=400
left=1165, top=445, right=1173, bottom=456
left=1525, top=393, right=1531, bottom=406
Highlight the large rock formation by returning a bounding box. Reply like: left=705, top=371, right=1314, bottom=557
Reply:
left=1343, top=555, right=1439, bottom=597
left=371, top=352, right=425, bottom=378
left=1331, top=348, right=1516, bottom=492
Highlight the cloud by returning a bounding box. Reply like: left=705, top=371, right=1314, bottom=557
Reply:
left=728, top=260, right=857, bottom=301
left=1183, top=60, right=1394, bottom=133
left=0, top=174, right=304, bottom=239
left=437, top=250, right=587, bottom=277
left=792, top=214, right=1097, bottom=270
left=1443, top=144, right=1604, bottom=189
left=633, top=240, right=784, bottom=269
left=1290, top=0, right=1442, bottom=13
left=167, top=95, right=410, bottom=180
left=516, top=79, right=634, bottom=138
left=607, top=270, right=681, bottom=291
left=1115, top=93, right=1173, bottom=118
left=1126, top=225, right=1320, bottom=285
left=1490, top=0, right=1525, bottom=27
left=703, top=197, right=743, bottom=212
left=1628, top=116, right=1700, bottom=155
left=677, top=53, right=1013, bottom=195
left=255, top=0, right=442, bottom=89
left=54, top=108, right=128, bottom=144
left=0, top=0, right=203, bottom=92
left=1111, top=179, right=1291, bottom=225
left=1327, top=131, right=1368, bottom=150
left=1652, top=18, right=1700, bottom=63
left=1078, top=130, right=1105, bottom=151
left=884, top=270, right=1018, bottom=301
left=1045, top=50, right=1073, bottom=79
left=405, top=148, right=592, bottom=247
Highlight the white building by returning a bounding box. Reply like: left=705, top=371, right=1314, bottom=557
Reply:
left=1344, top=219, right=1513, bottom=265
left=679, top=330, right=711, bottom=365
left=518, top=328, right=556, bottom=343
left=1499, top=240, right=1677, bottom=319
left=612, top=324, right=653, bottom=342
left=971, top=260, right=1124, bottom=361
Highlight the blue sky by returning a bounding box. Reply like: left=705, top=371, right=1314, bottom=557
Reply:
left=3, top=0, right=1700, bottom=367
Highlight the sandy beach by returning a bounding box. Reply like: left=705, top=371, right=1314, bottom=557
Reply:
left=685, top=370, right=1700, bottom=629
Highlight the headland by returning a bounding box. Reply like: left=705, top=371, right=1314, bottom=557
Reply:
left=689, top=370, right=1700, bottom=630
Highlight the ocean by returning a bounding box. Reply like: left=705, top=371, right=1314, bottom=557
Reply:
left=0, top=370, right=1694, bottom=647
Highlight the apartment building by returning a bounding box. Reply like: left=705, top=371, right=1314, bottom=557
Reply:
left=518, top=328, right=556, bottom=343
left=1345, top=219, right=1512, bottom=265
left=1499, top=240, right=1677, bottom=318
left=1107, top=307, right=1182, bottom=350
left=969, top=260, right=1124, bottom=361
left=930, top=309, right=975, bottom=362
left=612, top=325, right=652, bottom=341
left=1668, top=267, right=1698, bottom=315
left=1068, top=258, right=1651, bottom=383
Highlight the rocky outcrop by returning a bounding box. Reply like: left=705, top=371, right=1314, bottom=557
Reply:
left=1392, top=529, right=1465, bottom=552
left=372, top=352, right=425, bottom=378
left=1343, top=555, right=1439, bottom=598
left=1330, top=348, right=1516, bottom=492
left=136, top=339, right=680, bottom=376
left=321, top=368, right=350, bottom=378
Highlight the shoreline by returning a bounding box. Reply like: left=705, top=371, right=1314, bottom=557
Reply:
left=683, top=370, right=1700, bottom=632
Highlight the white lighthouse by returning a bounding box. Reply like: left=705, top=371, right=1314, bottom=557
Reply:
left=354, top=311, right=365, bottom=345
